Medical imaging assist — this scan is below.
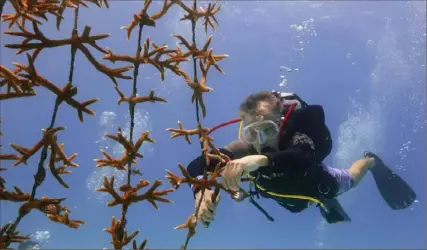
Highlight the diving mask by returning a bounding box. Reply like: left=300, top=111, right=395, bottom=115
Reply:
left=241, top=119, right=280, bottom=145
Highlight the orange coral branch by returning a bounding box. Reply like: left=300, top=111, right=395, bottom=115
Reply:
left=171, top=35, right=228, bottom=117
left=94, top=149, right=133, bottom=170
left=4, top=22, right=133, bottom=85
left=15, top=196, right=85, bottom=229
left=0, top=222, right=30, bottom=249
left=165, top=120, right=210, bottom=144
left=47, top=211, right=85, bottom=229
left=103, top=37, right=191, bottom=82
left=95, top=176, right=175, bottom=208
left=115, top=86, right=168, bottom=105
left=174, top=214, right=197, bottom=244
left=0, top=154, right=20, bottom=161
left=133, top=238, right=148, bottom=250
left=55, top=0, right=109, bottom=30
left=165, top=163, right=227, bottom=192
left=177, top=0, right=221, bottom=32
left=0, top=186, right=31, bottom=202
left=0, top=63, right=38, bottom=100
left=103, top=216, right=140, bottom=249
left=15, top=54, right=99, bottom=122
left=1, top=0, right=65, bottom=28
left=48, top=139, right=79, bottom=188
left=94, top=128, right=154, bottom=170
left=121, top=0, right=179, bottom=40
left=9, top=126, right=65, bottom=166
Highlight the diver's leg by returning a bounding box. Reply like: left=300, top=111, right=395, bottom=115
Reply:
left=318, top=164, right=352, bottom=223
left=321, top=164, right=355, bottom=196
left=347, top=156, right=376, bottom=187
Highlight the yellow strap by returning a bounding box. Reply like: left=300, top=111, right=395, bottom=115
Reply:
left=237, top=121, right=326, bottom=211
left=247, top=174, right=326, bottom=210
left=254, top=183, right=327, bottom=210
left=238, top=120, right=243, bottom=140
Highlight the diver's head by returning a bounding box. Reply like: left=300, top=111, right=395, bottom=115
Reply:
left=239, top=91, right=283, bottom=153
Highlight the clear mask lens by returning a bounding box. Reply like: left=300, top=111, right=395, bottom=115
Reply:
left=242, top=120, right=279, bottom=144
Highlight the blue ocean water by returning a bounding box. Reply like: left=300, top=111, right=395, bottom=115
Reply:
left=0, top=1, right=425, bottom=249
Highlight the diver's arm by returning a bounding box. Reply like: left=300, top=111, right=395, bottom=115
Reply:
left=261, top=132, right=316, bottom=171
left=186, top=140, right=256, bottom=196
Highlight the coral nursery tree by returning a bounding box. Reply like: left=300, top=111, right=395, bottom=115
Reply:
left=0, top=0, right=232, bottom=249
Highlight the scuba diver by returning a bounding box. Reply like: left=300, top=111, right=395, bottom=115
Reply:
left=186, top=90, right=416, bottom=225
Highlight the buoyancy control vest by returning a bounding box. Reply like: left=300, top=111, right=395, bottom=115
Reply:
left=272, top=91, right=333, bottom=163
left=244, top=91, right=337, bottom=214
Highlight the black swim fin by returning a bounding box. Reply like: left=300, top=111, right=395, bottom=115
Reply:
left=318, top=198, right=351, bottom=224
left=365, top=151, right=416, bottom=210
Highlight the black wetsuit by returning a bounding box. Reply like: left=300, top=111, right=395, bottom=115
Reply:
left=187, top=105, right=339, bottom=214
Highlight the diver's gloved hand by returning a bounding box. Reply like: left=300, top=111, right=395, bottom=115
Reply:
left=221, top=155, right=268, bottom=192
left=195, top=189, right=221, bottom=225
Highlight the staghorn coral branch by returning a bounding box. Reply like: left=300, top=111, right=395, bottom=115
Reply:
left=121, top=0, right=179, bottom=40
left=105, top=127, right=137, bottom=155
left=76, top=42, right=133, bottom=85
left=1, top=0, right=65, bottom=28
left=6, top=195, right=85, bottom=229
left=0, top=154, right=20, bottom=161
left=9, top=126, right=65, bottom=166
left=172, top=34, right=228, bottom=71
left=54, top=143, right=79, bottom=166
left=164, top=1, right=227, bottom=248
left=55, top=0, right=109, bottom=30
left=0, top=186, right=31, bottom=202
left=16, top=54, right=99, bottom=122
left=18, top=196, right=66, bottom=217
left=199, top=0, right=221, bottom=33
left=4, top=22, right=133, bottom=85
left=4, top=21, right=108, bottom=58
left=150, top=0, right=176, bottom=21
left=102, top=37, right=192, bottom=82
left=114, top=86, right=168, bottom=105
left=165, top=119, right=230, bottom=168
left=165, top=163, right=231, bottom=193
left=199, top=132, right=230, bottom=166
left=121, top=0, right=155, bottom=40
left=103, top=4, right=178, bottom=245
left=178, top=0, right=221, bottom=33
left=0, top=0, right=225, bottom=248
left=83, top=0, right=109, bottom=8
left=94, top=150, right=134, bottom=170
left=95, top=176, right=175, bottom=208
left=1, top=5, right=90, bottom=249
left=0, top=91, right=36, bottom=100
left=132, top=238, right=148, bottom=250
left=0, top=63, right=38, bottom=100
left=0, top=222, right=30, bottom=249
left=48, top=138, right=79, bottom=188
left=103, top=216, right=140, bottom=249
left=47, top=211, right=85, bottom=229
left=171, top=35, right=227, bottom=118
left=166, top=120, right=210, bottom=145
left=174, top=214, right=197, bottom=244
left=8, top=127, right=78, bottom=188
left=94, top=129, right=154, bottom=171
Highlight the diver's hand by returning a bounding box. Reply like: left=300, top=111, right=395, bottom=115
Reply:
left=221, top=155, right=269, bottom=192
left=195, top=189, right=221, bottom=225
